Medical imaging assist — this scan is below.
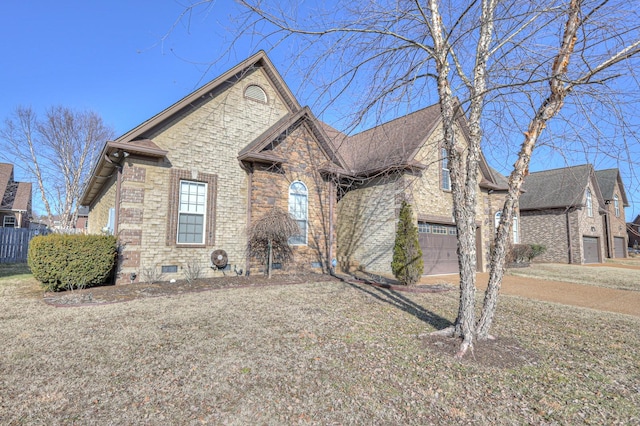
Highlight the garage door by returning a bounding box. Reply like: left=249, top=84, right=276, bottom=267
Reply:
left=418, top=223, right=459, bottom=275
left=613, top=237, right=626, bottom=258
left=582, top=236, right=600, bottom=263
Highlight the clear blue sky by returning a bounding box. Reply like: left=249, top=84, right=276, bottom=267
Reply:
left=0, top=1, right=260, bottom=136
left=1, top=1, right=638, bottom=218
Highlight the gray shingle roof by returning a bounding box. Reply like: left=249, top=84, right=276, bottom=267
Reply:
left=520, top=164, right=594, bottom=210
left=487, top=166, right=510, bottom=189
left=334, top=104, right=442, bottom=174
left=595, top=168, right=629, bottom=206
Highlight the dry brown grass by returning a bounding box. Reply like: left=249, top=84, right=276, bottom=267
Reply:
left=507, top=263, right=640, bottom=291
left=1, top=265, right=639, bottom=424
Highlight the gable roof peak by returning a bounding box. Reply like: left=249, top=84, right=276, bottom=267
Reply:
left=116, top=50, right=301, bottom=144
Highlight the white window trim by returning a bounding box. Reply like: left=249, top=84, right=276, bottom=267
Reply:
left=586, top=189, right=593, bottom=217
left=3, top=215, right=16, bottom=228
left=177, top=180, right=207, bottom=245
left=244, top=84, right=268, bottom=104
left=614, top=194, right=620, bottom=217
left=288, top=181, right=308, bottom=246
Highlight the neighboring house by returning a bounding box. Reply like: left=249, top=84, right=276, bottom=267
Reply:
left=332, top=104, right=514, bottom=276
left=81, top=52, right=348, bottom=284
left=38, top=207, right=90, bottom=232
left=73, top=206, right=89, bottom=232
left=519, top=164, right=616, bottom=264
left=595, top=169, right=628, bottom=258
left=0, top=163, right=32, bottom=228
left=627, top=215, right=640, bottom=249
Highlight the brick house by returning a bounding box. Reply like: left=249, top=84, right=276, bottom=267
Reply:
left=0, top=163, right=32, bottom=228
left=332, top=104, right=514, bottom=276
left=518, top=164, right=626, bottom=264
left=627, top=215, right=640, bottom=250
left=595, top=168, right=629, bottom=257
left=81, top=52, right=348, bottom=284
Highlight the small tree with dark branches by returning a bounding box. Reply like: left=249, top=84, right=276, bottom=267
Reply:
left=392, top=201, right=424, bottom=285
left=247, top=207, right=300, bottom=278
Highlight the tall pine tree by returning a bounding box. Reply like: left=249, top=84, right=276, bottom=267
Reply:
left=392, top=201, right=423, bottom=285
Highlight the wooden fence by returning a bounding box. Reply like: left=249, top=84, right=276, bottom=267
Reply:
left=0, top=228, right=49, bottom=263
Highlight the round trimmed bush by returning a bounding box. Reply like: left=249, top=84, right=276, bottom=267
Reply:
left=28, top=234, right=117, bottom=291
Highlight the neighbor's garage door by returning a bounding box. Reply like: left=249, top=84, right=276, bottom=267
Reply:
left=582, top=236, right=600, bottom=263
left=613, top=237, right=626, bottom=258
left=418, top=223, right=459, bottom=275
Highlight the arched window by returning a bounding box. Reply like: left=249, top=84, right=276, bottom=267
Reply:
left=614, top=194, right=620, bottom=217
left=586, top=188, right=593, bottom=217
left=288, top=181, right=308, bottom=245
left=244, top=84, right=268, bottom=103
left=441, top=148, right=451, bottom=191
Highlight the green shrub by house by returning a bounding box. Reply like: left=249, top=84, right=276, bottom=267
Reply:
left=28, top=234, right=118, bottom=291
left=391, top=201, right=423, bottom=285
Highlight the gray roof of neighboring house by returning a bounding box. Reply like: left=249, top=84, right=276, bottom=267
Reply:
left=519, top=164, right=600, bottom=210
left=595, top=168, right=629, bottom=206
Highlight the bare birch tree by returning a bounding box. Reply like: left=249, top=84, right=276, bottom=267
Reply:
left=181, top=0, right=640, bottom=356
left=0, top=106, right=114, bottom=229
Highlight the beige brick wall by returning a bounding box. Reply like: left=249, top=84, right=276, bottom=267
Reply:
left=337, top=176, right=401, bottom=274
left=105, top=66, right=290, bottom=283
left=87, top=174, right=116, bottom=235
left=336, top=124, right=498, bottom=276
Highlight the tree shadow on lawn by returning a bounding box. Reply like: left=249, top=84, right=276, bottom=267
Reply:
left=344, top=280, right=539, bottom=368
left=344, top=280, right=453, bottom=330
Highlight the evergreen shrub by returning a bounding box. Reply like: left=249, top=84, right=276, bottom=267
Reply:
left=391, top=201, right=424, bottom=285
left=28, top=234, right=117, bottom=291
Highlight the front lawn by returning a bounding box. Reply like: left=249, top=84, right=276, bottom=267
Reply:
left=0, top=267, right=638, bottom=424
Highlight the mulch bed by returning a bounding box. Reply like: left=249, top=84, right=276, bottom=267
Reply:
left=43, top=272, right=453, bottom=307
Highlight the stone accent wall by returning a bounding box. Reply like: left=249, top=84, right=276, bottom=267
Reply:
left=106, top=66, right=289, bottom=284
left=250, top=124, right=336, bottom=273
left=123, top=166, right=146, bottom=183
left=337, top=176, right=400, bottom=274
left=120, top=188, right=144, bottom=204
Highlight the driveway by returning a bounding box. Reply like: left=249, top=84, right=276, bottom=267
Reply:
left=420, top=270, right=640, bottom=318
